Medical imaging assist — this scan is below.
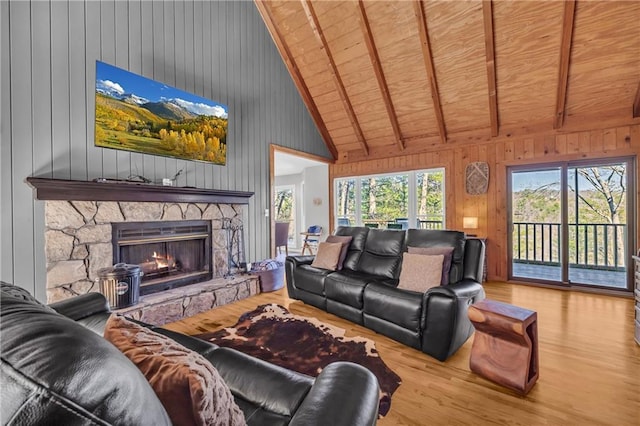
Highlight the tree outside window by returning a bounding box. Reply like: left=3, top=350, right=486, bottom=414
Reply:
left=334, top=168, right=445, bottom=229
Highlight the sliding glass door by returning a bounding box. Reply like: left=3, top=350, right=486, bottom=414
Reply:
left=510, top=168, right=563, bottom=282
left=509, top=158, right=635, bottom=291
left=567, top=163, right=629, bottom=288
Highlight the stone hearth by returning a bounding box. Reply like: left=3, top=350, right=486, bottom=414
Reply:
left=44, top=200, right=246, bottom=303
left=114, top=275, right=259, bottom=326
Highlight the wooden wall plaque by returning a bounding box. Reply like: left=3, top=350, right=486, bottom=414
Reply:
left=465, top=162, right=489, bottom=195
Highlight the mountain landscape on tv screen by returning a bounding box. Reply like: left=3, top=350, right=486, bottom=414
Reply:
left=94, top=61, right=228, bottom=165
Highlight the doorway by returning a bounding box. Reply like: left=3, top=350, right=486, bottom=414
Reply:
left=270, top=146, right=330, bottom=257
left=508, top=157, right=635, bottom=291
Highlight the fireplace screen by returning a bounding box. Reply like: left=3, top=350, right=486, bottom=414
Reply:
left=112, top=220, right=212, bottom=295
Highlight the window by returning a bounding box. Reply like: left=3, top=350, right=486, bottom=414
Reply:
left=335, top=179, right=356, bottom=227
left=334, top=168, right=445, bottom=230
left=416, top=170, right=444, bottom=229
left=360, top=174, right=409, bottom=227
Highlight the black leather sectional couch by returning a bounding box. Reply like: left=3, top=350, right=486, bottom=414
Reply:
left=0, top=282, right=380, bottom=426
left=285, top=227, right=486, bottom=361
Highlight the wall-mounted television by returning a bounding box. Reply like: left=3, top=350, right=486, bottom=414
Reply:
left=94, top=60, right=228, bottom=165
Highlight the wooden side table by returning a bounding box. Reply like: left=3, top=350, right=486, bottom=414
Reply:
left=468, top=299, right=539, bottom=395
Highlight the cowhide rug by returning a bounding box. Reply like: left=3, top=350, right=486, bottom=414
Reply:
left=195, top=303, right=401, bottom=417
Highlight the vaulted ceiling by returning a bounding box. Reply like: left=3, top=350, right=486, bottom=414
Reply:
left=255, top=0, right=640, bottom=162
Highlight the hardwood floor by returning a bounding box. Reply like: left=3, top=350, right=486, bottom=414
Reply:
left=164, top=282, right=640, bottom=425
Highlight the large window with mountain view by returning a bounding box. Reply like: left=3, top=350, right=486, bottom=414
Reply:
left=509, top=158, right=635, bottom=291
left=334, top=168, right=445, bottom=230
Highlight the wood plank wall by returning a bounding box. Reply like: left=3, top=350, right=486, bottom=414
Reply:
left=0, top=0, right=331, bottom=299
left=330, top=124, right=640, bottom=282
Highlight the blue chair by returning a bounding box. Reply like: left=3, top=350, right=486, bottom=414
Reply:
left=395, top=218, right=409, bottom=230
left=301, top=225, right=322, bottom=255
left=337, top=217, right=351, bottom=227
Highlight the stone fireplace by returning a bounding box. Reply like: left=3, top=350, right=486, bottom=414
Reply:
left=44, top=200, right=248, bottom=302
left=29, top=177, right=259, bottom=325
left=112, top=220, right=213, bottom=295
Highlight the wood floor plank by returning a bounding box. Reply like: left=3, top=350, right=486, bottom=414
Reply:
left=164, top=281, right=640, bottom=425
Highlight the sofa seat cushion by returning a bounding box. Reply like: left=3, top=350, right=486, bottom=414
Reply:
left=205, top=347, right=314, bottom=421
left=234, top=398, right=291, bottom=426
left=363, top=282, right=423, bottom=332
left=324, top=270, right=395, bottom=309
left=294, top=265, right=333, bottom=295
left=325, top=271, right=368, bottom=309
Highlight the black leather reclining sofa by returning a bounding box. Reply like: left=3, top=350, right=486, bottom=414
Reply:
left=285, top=227, right=486, bottom=361
left=0, top=282, right=380, bottom=426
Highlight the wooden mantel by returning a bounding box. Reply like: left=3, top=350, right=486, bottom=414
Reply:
left=26, top=177, right=254, bottom=205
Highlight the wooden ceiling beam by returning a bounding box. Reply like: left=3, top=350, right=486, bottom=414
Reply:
left=413, top=0, right=447, bottom=144
left=300, top=0, right=369, bottom=156
left=254, top=1, right=338, bottom=160
left=553, top=0, right=576, bottom=129
left=356, top=0, right=404, bottom=151
left=633, top=82, right=640, bottom=118
left=338, top=109, right=640, bottom=165
left=482, top=1, right=499, bottom=137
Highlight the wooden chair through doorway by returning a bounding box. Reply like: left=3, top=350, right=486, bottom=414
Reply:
left=275, top=221, right=290, bottom=255
left=301, top=225, right=322, bottom=255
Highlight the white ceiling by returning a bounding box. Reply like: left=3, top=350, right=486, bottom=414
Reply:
left=274, top=151, right=327, bottom=177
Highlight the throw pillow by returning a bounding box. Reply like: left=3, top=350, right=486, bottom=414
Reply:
left=325, top=235, right=353, bottom=270
left=104, top=315, right=246, bottom=426
left=408, top=246, right=454, bottom=285
left=310, top=241, right=343, bottom=271
left=397, top=253, right=444, bottom=293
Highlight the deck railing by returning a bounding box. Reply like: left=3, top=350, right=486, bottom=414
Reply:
left=512, top=222, right=626, bottom=270
left=417, top=220, right=444, bottom=230
left=337, top=217, right=444, bottom=230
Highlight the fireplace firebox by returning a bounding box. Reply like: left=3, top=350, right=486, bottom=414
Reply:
left=112, top=220, right=212, bottom=295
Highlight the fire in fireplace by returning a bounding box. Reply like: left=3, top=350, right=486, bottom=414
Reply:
left=112, top=220, right=212, bottom=295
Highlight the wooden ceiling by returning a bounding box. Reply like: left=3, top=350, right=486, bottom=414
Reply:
left=255, top=0, right=640, bottom=162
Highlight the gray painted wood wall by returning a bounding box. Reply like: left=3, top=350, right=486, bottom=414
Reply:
left=1, top=0, right=331, bottom=299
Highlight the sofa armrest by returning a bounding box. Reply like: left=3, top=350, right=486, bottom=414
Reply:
left=286, top=255, right=316, bottom=266
left=420, top=280, right=485, bottom=361
left=463, top=238, right=485, bottom=282
left=49, top=292, right=110, bottom=321
left=289, top=362, right=379, bottom=426
left=285, top=255, right=316, bottom=299
left=428, top=279, right=485, bottom=300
